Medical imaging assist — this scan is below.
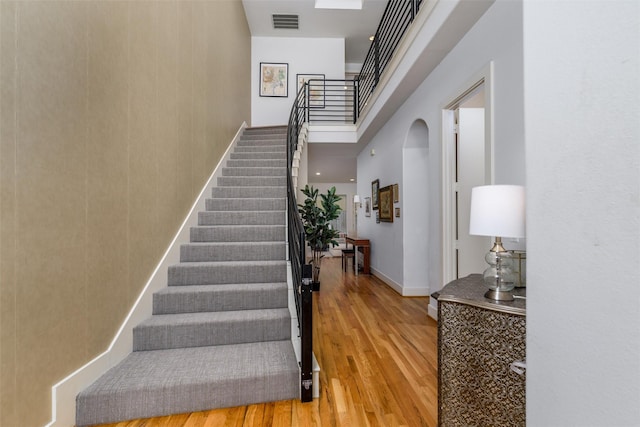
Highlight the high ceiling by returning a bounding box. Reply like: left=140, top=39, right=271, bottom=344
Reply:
left=242, top=0, right=388, bottom=65
left=242, top=0, right=389, bottom=184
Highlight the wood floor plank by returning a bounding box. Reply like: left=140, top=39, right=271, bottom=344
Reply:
left=88, top=257, right=438, bottom=426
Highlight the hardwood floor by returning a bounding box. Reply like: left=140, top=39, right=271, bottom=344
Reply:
left=93, top=257, right=438, bottom=427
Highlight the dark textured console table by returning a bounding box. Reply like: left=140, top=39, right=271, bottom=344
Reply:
left=434, top=274, right=526, bottom=426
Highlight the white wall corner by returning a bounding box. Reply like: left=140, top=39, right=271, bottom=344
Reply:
left=46, top=122, right=248, bottom=427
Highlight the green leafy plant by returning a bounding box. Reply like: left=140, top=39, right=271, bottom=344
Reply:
left=298, top=185, right=342, bottom=283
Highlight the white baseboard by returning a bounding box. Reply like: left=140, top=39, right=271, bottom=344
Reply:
left=370, top=268, right=430, bottom=297
left=401, top=286, right=431, bottom=297
left=45, top=123, right=247, bottom=427
left=428, top=301, right=438, bottom=321
left=370, top=268, right=403, bottom=294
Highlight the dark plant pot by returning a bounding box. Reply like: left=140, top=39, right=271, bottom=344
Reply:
left=312, top=281, right=320, bottom=291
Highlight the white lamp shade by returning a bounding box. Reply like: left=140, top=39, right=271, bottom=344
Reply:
left=469, top=185, right=525, bottom=238
left=353, top=195, right=361, bottom=203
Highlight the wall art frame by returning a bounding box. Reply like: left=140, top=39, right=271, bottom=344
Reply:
left=379, top=185, right=394, bottom=222
left=297, top=73, right=325, bottom=108
left=364, top=197, right=371, bottom=217
left=260, top=62, right=288, bottom=97
left=371, top=179, right=380, bottom=210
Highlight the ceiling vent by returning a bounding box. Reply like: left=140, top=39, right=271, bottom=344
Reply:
left=272, top=14, right=299, bottom=30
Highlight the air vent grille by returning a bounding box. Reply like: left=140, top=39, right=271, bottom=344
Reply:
left=272, top=14, right=299, bottom=29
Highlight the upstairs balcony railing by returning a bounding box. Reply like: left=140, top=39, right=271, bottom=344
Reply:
left=297, top=0, right=424, bottom=126
left=358, top=0, right=423, bottom=116
left=303, top=78, right=358, bottom=124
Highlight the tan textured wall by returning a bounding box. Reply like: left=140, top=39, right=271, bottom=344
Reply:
left=0, top=1, right=251, bottom=425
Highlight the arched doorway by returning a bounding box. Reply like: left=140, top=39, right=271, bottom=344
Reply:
left=402, top=119, right=430, bottom=295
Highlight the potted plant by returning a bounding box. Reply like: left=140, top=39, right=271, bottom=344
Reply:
left=298, top=185, right=342, bottom=290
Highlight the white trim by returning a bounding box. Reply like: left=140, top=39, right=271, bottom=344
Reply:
left=441, top=62, right=494, bottom=286
left=45, top=123, right=248, bottom=427
left=370, top=268, right=403, bottom=295
left=427, top=301, right=438, bottom=320
left=371, top=268, right=430, bottom=297
left=401, top=285, right=431, bottom=297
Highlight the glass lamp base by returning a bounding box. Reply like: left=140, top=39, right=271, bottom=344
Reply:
left=484, top=288, right=514, bottom=301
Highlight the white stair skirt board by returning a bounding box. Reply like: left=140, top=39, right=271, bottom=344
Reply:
left=45, top=123, right=248, bottom=427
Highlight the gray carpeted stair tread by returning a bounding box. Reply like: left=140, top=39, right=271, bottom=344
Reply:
left=153, top=282, right=288, bottom=314
left=180, top=241, right=285, bottom=262
left=243, top=125, right=286, bottom=132
left=211, top=186, right=286, bottom=198
left=76, top=341, right=298, bottom=426
left=198, top=210, right=285, bottom=226
left=226, top=159, right=286, bottom=167
left=133, top=308, right=291, bottom=351
left=168, top=260, right=287, bottom=285
left=233, top=145, right=286, bottom=153
left=222, top=167, right=286, bottom=177
left=237, top=140, right=286, bottom=147
left=230, top=152, right=285, bottom=160
left=205, top=197, right=285, bottom=211
left=190, top=225, right=285, bottom=242
left=218, top=176, right=286, bottom=187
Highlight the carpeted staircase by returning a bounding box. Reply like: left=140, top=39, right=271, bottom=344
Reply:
left=76, top=126, right=299, bottom=426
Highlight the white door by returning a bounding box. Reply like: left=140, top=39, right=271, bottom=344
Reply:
left=456, top=108, right=490, bottom=278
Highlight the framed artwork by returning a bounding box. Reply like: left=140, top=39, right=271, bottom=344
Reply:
left=260, top=62, right=288, bottom=97
left=364, top=197, right=371, bottom=217
left=376, top=211, right=380, bottom=224
left=393, top=184, right=399, bottom=203
left=371, top=179, right=380, bottom=210
left=395, top=207, right=401, bottom=217
left=379, top=185, right=394, bottom=222
left=297, top=73, right=325, bottom=108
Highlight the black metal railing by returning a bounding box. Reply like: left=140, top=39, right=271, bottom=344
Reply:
left=287, top=84, right=314, bottom=402
left=357, top=0, right=423, bottom=116
left=295, top=0, right=423, bottom=125
left=284, top=0, right=425, bottom=402
left=305, top=79, right=358, bottom=124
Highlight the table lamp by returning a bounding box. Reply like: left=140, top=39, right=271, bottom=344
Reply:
left=469, top=185, right=525, bottom=301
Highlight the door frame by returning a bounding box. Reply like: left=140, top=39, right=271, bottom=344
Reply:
left=441, top=62, right=495, bottom=287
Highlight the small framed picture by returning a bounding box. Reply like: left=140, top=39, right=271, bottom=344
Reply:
left=371, top=179, right=380, bottom=210
left=297, top=73, right=325, bottom=108
left=393, top=184, right=399, bottom=203
left=395, top=207, right=401, bottom=217
left=376, top=211, right=380, bottom=223
left=379, top=185, right=394, bottom=222
left=364, top=197, right=371, bottom=217
left=260, top=62, right=288, bottom=97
